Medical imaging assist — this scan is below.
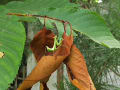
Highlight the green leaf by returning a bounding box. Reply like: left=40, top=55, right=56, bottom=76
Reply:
left=38, top=8, right=120, bottom=48
left=6, top=0, right=71, bottom=12
left=5, top=0, right=120, bottom=48
left=0, top=6, right=26, bottom=90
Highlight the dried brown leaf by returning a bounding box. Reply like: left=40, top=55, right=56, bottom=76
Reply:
left=17, top=28, right=73, bottom=90
left=30, top=27, right=55, bottom=62
left=30, top=27, right=54, bottom=90
left=65, top=45, right=96, bottom=90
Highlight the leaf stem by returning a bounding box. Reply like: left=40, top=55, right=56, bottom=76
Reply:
left=8, top=13, right=73, bottom=34
left=8, top=13, right=67, bottom=24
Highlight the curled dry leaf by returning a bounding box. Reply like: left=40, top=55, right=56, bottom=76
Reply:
left=30, top=27, right=55, bottom=62
left=18, top=27, right=54, bottom=90
left=17, top=27, right=73, bottom=90
left=65, top=45, right=96, bottom=90
left=30, top=27, right=55, bottom=90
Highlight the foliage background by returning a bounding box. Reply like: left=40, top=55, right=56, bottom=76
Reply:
left=0, top=0, right=120, bottom=90
left=73, top=0, right=120, bottom=90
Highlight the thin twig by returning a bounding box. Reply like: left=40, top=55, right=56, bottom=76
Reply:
left=8, top=13, right=73, bottom=33
left=8, top=13, right=67, bottom=23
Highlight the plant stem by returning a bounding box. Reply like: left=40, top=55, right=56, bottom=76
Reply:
left=8, top=13, right=73, bottom=34
left=8, top=13, right=68, bottom=24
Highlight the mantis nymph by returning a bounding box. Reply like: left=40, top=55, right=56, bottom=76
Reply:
left=46, top=36, right=63, bottom=52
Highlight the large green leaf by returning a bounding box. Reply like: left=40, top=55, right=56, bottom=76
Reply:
left=6, top=0, right=72, bottom=13
left=6, top=0, right=120, bottom=48
left=0, top=6, right=26, bottom=90
left=37, top=7, right=120, bottom=48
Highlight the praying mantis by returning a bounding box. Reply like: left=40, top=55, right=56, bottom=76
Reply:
left=46, top=36, right=63, bottom=52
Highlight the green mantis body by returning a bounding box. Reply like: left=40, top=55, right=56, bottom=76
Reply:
left=46, top=36, right=63, bottom=52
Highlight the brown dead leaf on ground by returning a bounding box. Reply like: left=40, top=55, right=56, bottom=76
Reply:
left=65, top=45, right=96, bottom=90
left=17, top=27, right=73, bottom=90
